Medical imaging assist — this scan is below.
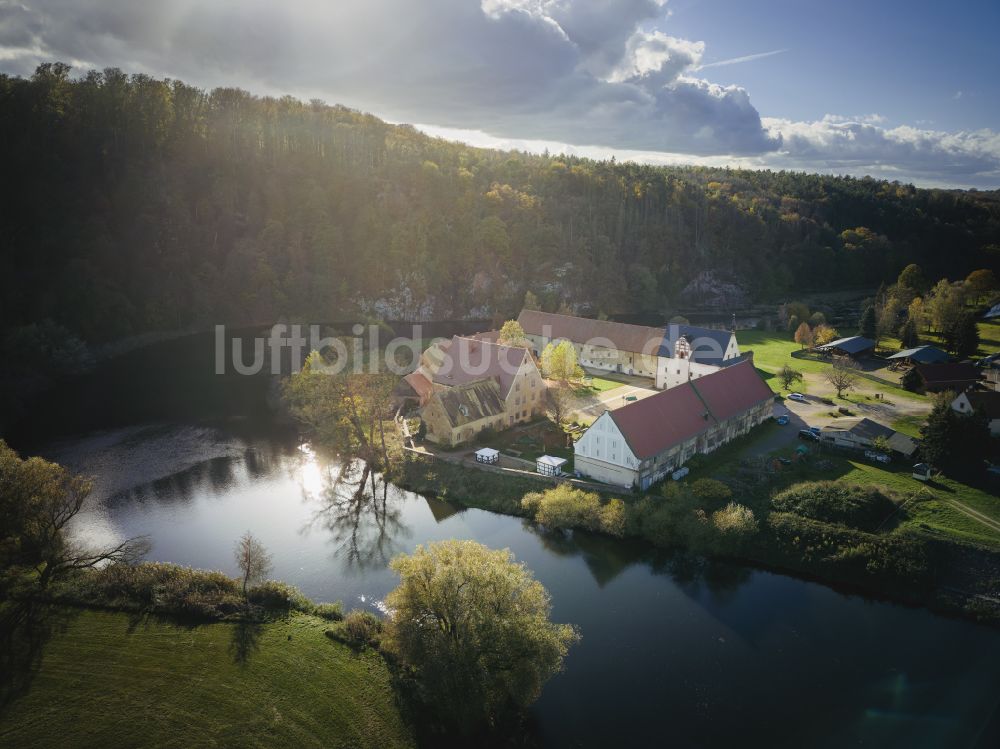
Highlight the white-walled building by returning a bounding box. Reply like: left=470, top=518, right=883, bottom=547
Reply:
left=573, top=358, right=773, bottom=489
left=516, top=309, right=741, bottom=390
left=952, top=390, right=1000, bottom=436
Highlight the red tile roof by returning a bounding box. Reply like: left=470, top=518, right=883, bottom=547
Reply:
left=403, top=371, right=434, bottom=401
left=609, top=359, right=772, bottom=459
left=690, top=357, right=775, bottom=421
left=432, top=336, right=532, bottom=399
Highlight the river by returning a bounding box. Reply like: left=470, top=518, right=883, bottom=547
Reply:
left=6, top=330, right=1000, bottom=748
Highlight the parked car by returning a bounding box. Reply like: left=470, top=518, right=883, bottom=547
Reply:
left=788, top=393, right=808, bottom=403
left=798, top=429, right=819, bottom=441
left=864, top=450, right=890, bottom=464
left=774, top=415, right=790, bottom=425
left=837, top=406, right=852, bottom=415
left=808, top=426, right=821, bottom=436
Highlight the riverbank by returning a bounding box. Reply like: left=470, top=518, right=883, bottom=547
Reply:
left=391, top=452, right=1000, bottom=626
left=0, top=604, right=415, bottom=748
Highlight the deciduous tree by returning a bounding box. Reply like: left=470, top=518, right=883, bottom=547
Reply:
left=778, top=364, right=803, bottom=390
left=825, top=357, right=861, bottom=398
left=233, top=531, right=272, bottom=598
left=794, top=322, right=814, bottom=349
left=383, top=540, right=578, bottom=730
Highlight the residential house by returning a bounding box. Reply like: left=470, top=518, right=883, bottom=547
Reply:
left=516, top=309, right=741, bottom=390
left=573, top=359, right=773, bottom=489
left=912, top=363, right=984, bottom=393
left=407, top=335, right=545, bottom=446
left=951, top=390, right=1000, bottom=436
left=818, top=417, right=918, bottom=458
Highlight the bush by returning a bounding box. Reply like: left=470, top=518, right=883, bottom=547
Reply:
left=711, top=503, right=759, bottom=537
left=772, top=481, right=899, bottom=532
left=247, top=580, right=313, bottom=612
left=74, top=562, right=244, bottom=619
left=690, top=479, right=734, bottom=513
left=313, top=602, right=345, bottom=621
left=522, top=485, right=601, bottom=531
left=343, top=609, right=382, bottom=647
left=599, top=499, right=627, bottom=537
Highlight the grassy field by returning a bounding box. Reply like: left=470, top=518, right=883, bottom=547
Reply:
left=759, top=445, right=1000, bottom=550
left=736, top=330, right=830, bottom=377
left=0, top=609, right=415, bottom=749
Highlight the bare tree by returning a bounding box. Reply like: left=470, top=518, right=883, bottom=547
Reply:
left=825, top=357, right=861, bottom=398
left=233, top=532, right=272, bottom=597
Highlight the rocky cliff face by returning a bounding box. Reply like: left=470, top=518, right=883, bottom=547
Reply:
left=680, top=271, right=749, bottom=310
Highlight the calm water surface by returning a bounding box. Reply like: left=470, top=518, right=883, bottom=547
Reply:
left=8, top=332, right=1000, bottom=748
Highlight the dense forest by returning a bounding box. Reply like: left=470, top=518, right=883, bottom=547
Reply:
left=2, top=63, right=999, bottom=344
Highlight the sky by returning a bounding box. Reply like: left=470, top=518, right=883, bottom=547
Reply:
left=1, top=0, right=998, bottom=188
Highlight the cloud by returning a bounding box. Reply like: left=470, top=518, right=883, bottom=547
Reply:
left=0, top=0, right=996, bottom=185
left=0, top=0, right=777, bottom=156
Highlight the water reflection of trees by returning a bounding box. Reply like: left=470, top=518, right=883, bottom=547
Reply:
left=521, top=520, right=752, bottom=596
left=302, top=459, right=411, bottom=573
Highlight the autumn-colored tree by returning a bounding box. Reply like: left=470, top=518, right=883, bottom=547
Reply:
left=540, top=340, right=582, bottom=382
left=794, top=322, right=814, bottom=349
left=813, top=324, right=839, bottom=346
left=966, top=269, right=997, bottom=304
left=497, top=319, right=529, bottom=347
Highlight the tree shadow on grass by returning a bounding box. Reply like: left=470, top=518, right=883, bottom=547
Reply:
left=0, top=600, right=79, bottom=714
left=229, top=618, right=263, bottom=666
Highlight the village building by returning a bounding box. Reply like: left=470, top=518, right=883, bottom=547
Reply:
left=886, top=345, right=950, bottom=368
left=404, top=335, right=545, bottom=447
left=816, top=336, right=876, bottom=360
left=516, top=309, right=741, bottom=390
left=911, top=363, right=984, bottom=393
left=818, top=417, right=918, bottom=458
left=951, top=390, right=1000, bottom=436
left=572, top=359, right=773, bottom=489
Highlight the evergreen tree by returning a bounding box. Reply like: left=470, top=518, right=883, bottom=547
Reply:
left=920, top=396, right=989, bottom=478
left=899, top=318, right=920, bottom=349
left=944, top=312, right=980, bottom=358
left=859, top=305, right=877, bottom=339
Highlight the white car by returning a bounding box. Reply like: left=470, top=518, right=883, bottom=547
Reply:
left=787, top=393, right=808, bottom=403
left=865, top=450, right=891, bottom=464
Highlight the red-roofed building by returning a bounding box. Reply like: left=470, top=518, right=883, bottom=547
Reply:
left=573, top=359, right=773, bottom=489
left=409, top=335, right=545, bottom=446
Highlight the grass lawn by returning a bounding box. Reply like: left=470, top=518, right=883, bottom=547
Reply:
left=736, top=330, right=830, bottom=378
left=0, top=609, right=415, bottom=749
left=578, top=375, right=626, bottom=393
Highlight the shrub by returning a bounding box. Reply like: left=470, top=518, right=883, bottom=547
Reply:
left=522, top=485, right=601, bottom=532
left=599, top=499, right=627, bottom=537
left=711, top=503, right=759, bottom=537
left=247, top=580, right=312, bottom=612
left=313, top=602, right=345, bottom=621
left=75, top=562, right=244, bottom=619
left=772, top=481, right=899, bottom=532
left=343, top=609, right=382, bottom=647
left=690, top=479, right=734, bottom=513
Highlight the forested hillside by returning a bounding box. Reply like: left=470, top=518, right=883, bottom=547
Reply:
left=2, top=63, right=998, bottom=342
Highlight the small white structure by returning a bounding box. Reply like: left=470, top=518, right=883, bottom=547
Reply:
left=912, top=463, right=933, bottom=481
left=475, top=447, right=500, bottom=465
left=536, top=455, right=568, bottom=477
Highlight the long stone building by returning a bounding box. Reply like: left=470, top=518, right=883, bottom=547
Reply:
left=572, top=358, right=773, bottom=489
left=516, top=309, right=742, bottom=390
